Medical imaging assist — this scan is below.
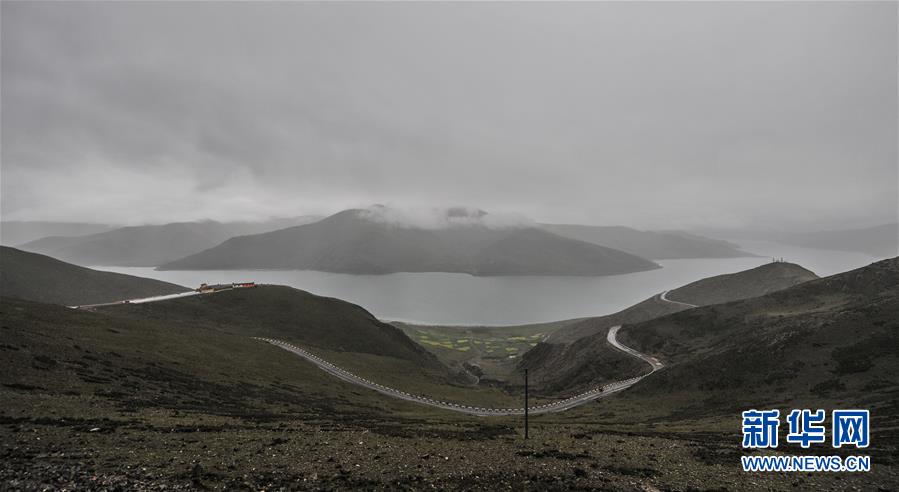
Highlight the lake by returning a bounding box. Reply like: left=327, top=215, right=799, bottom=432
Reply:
left=94, top=240, right=883, bottom=326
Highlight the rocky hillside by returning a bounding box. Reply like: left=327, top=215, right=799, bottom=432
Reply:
left=617, top=257, right=898, bottom=422
left=519, top=262, right=819, bottom=393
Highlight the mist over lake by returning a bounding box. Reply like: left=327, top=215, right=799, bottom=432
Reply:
left=93, top=241, right=880, bottom=326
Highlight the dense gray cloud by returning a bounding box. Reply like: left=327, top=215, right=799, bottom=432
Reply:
left=1, top=1, right=896, bottom=230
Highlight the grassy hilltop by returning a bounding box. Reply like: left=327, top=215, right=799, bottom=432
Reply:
left=98, top=285, right=523, bottom=407
left=0, top=246, right=188, bottom=306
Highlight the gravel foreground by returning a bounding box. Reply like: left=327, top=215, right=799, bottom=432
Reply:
left=3, top=413, right=897, bottom=491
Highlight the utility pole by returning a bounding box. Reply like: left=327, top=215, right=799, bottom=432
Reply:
left=524, top=368, right=529, bottom=439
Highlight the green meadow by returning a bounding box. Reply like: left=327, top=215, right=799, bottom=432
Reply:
left=393, top=318, right=583, bottom=381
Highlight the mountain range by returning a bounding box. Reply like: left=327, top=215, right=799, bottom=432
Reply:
left=776, top=222, right=898, bottom=258
left=540, top=223, right=755, bottom=259
left=158, top=208, right=662, bottom=276
left=15, top=217, right=321, bottom=267
left=9, top=208, right=765, bottom=274
left=0, top=221, right=114, bottom=246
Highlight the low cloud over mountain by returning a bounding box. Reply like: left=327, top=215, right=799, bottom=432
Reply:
left=160, top=208, right=659, bottom=276
left=356, top=205, right=534, bottom=230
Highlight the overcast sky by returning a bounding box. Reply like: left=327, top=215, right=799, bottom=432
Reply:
left=2, top=1, right=896, bottom=231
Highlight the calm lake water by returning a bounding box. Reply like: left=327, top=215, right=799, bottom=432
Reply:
left=94, top=240, right=883, bottom=326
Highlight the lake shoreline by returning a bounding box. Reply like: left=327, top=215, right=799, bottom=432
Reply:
left=91, top=241, right=881, bottom=326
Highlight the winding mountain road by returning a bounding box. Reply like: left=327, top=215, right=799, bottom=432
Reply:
left=259, top=287, right=699, bottom=416
left=78, top=286, right=693, bottom=416
left=69, top=290, right=201, bottom=309
left=257, top=336, right=649, bottom=416
left=659, top=289, right=698, bottom=308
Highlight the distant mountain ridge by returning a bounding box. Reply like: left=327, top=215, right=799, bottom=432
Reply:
left=778, top=223, right=898, bottom=258
left=0, top=246, right=188, bottom=306
left=1, top=221, right=114, bottom=246
left=159, top=208, right=661, bottom=276
left=9, top=214, right=765, bottom=269
left=540, top=223, right=756, bottom=259
left=17, top=217, right=322, bottom=267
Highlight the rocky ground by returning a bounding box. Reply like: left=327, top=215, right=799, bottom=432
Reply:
left=2, top=404, right=897, bottom=491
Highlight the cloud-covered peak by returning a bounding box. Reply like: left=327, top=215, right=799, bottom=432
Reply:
left=356, top=205, right=534, bottom=230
